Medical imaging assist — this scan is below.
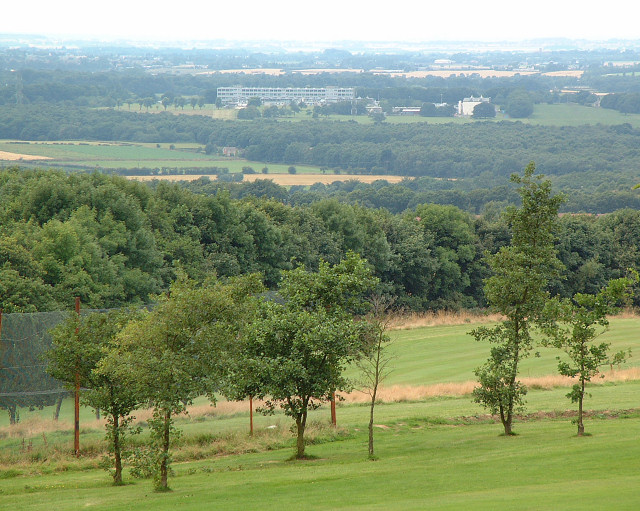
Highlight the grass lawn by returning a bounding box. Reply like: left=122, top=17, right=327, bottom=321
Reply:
left=2, top=414, right=639, bottom=510
left=1, top=317, right=639, bottom=509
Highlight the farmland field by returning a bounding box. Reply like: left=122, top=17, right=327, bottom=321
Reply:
left=2, top=316, right=639, bottom=510
left=115, top=101, right=640, bottom=127
left=130, top=173, right=407, bottom=186
left=0, top=140, right=407, bottom=185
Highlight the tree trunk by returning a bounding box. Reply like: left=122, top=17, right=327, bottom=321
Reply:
left=503, top=338, right=520, bottom=436
left=503, top=412, right=513, bottom=436
left=8, top=404, right=18, bottom=425
left=113, top=414, right=123, bottom=485
left=369, top=384, right=378, bottom=457
left=158, top=410, right=171, bottom=490
left=577, top=380, right=585, bottom=436
left=295, top=412, right=307, bottom=459
left=53, top=395, right=63, bottom=421
left=95, top=408, right=101, bottom=420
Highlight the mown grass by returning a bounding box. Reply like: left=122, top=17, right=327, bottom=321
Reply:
left=517, top=103, right=640, bottom=127
left=1, top=415, right=639, bottom=510
left=1, top=316, right=639, bottom=508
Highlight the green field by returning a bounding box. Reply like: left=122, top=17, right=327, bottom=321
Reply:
left=2, top=317, right=639, bottom=509
left=379, top=317, right=640, bottom=386
left=2, top=103, right=640, bottom=176
left=0, top=140, right=325, bottom=174
left=109, top=101, right=640, bottom=128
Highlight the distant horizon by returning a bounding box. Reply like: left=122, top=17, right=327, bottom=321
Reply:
left=1, top=33, right=639, bottom=54
left=3, top=0, right=640, bottom=51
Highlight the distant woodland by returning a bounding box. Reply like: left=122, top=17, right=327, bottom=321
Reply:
left=1, top=168, right=639, bottom=313
left=1, top=104, right=640, bottom=213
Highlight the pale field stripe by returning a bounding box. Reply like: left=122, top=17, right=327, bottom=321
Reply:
left=0, top=150, right=52, bottom=161
left=127, top=173, right=407, bottom=185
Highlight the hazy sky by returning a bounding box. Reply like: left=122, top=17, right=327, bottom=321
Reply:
left=2, top=0, right=638, bottom=45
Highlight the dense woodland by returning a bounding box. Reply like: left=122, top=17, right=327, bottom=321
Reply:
left=1, top=167, right=639, bottom=314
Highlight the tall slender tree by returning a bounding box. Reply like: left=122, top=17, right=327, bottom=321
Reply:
left=357, top=294, right=393, bottom=458
left=471, top=162, right=564, bottom=435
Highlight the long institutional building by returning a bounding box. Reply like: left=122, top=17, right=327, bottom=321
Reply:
left=217, top=86, right=355, bottom=105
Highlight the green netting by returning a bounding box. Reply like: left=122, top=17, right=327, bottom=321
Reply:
left=0, top=310, right=70, bottom=420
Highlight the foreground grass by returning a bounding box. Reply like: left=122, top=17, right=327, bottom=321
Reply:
left=2, top=316, right=638, bottom=509
left=1, top=414, right=639, bottom=510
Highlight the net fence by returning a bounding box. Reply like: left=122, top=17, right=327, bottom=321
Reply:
left=0, top=310, right=71, bottom=422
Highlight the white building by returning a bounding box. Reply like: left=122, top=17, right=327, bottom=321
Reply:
left=457, top=95, right=491, bottom=116
left=217, top=86, right=356, bottom=106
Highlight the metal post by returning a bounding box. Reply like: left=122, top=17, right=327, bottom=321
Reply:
left=331, top=392, right=337, bottom=427
left=74, top=297, right=80, bottom=457
left=249, top=396, right=254, bottom=436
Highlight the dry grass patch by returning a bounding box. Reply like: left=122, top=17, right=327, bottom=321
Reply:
left=387, top=308, right=638, bottom=331
left=0, top=417, right=75, bottom=439
left=0, top=150, right=52, bottom=161
left=388, top=310, right=503, bottom=330
left=341, top=367, right=640, bottom=404
left=542, top=70, right=584, bottom=77
left=127, top=173, right=407, bottom=186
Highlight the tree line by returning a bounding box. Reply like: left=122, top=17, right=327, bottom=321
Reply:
left=3, top=104, right=640, bottom=198
left=46, top=253, right=379, bottom=488
left=2, top=167, right=640, bottom=316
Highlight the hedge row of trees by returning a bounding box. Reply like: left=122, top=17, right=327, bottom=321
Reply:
left=47, top=254, right=380, bottom=489
left=600, top=92, right=640, bottom=114
left=2, top=167, right=640, bottom=314
left=0, top=68, right=581, bottom=109
left=191, top=172, right=640, bottom=216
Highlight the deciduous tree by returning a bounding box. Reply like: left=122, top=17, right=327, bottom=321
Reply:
left=47, top=308, right=144, bottom=484
left=471, top=163, right=564, bottom=435
left=103, top=273, right=262, bottom=490
left=541, top=274, right=636, bottom=435
left=357, top=294, right=393, bottom=458
left=233, top=253, right=377, bottom=459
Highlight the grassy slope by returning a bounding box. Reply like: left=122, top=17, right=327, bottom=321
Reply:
left=351, top=317, right=640, bottom=386
left=2, top=417, right=639, bottom=510
left=1, top=317, right=639, bottom=509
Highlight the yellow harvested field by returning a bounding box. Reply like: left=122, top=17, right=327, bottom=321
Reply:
left=542, top=70, right=584, bottom=77
left=199, top=68, right=286, bottom=75
left=390, top=70, right=536, bottom=78
left=0, top=150, right=52, bottom=161
left=243, top=173, right=406, bottom=185
left=379, top=69, right=582, bottom=79
left=295, top=68, right=365, bottom=74
left=128, top=173, right=407, bottom=186
left=196, top=67, right=583, bottom=79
